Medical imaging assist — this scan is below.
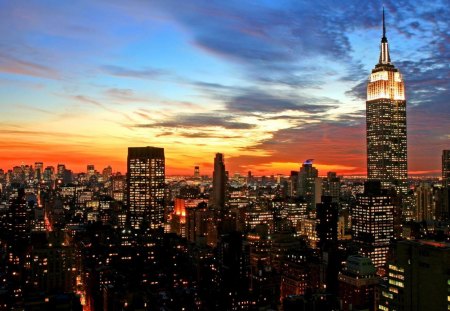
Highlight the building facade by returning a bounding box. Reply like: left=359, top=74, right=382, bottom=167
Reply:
left=298, top=160, right=320, bottom=211
left=127, top=146, right=165, bottom=230
left=352, top=181, right=394, bottom=269
left=443, top=150, right=450, bottom=187
left=378, top=240, right=450, bottom=311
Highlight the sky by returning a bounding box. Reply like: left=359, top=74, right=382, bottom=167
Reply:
left=0, top=0, right=448, bottom=176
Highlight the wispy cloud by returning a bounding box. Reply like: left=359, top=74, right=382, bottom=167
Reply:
left=100, top=65, right=167, bottom=80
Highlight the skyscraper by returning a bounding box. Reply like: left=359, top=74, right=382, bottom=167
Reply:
left=298, top=159, right=319, bottom=211
left=316, top=196, right=338, bottom=250
left=442, top=150, right=450, bottom=187
left=34, top=162, right=43, bottom=181
left=127, top=146, right=165, bottom=230
left=352, top=181, right=394, bottom=269
left=323, top=172, right=340, bottom=203
left=194, top=165, right=200, bottom=179
left=366, top=9, right=407, bottom=195
left=211, top=153, right=226, bottom=210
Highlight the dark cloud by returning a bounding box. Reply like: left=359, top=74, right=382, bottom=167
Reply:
left=135, top=113, right=255, bottom=130
left=226, top=90, right=338, bottom=114
left=177, top=132, right=237, bottom=139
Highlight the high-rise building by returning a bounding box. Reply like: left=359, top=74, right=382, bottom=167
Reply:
left=316, top=196, right=340, bottom=294
left=127, top=146, right=165, bottom=230
left=443, top=150, right=450, bottom=187
left=352, top=181, right=394, bottom=269
left=323, top=172, right=340, bottom=203
left=194, top=166, right=200, bottom=179
left=378, top=240, right=450, bottom=311
left=288, top=171, right=299, bottom=197
left=298, top=160, right=319, bottom=211
left=211, top=153, right=226, bottom=210
left=413, top=182, right=435, bottom=221
left=57, top=164, right=66, bottom=179
left=102, top=166, right=112, bottom=181
left=34, top=162, right=43, bottom=181
left=87, top=164, right=95, bottom=180
left=366, top=9, right=407, bottom=195
left=316, top=196, right=338, bottom=251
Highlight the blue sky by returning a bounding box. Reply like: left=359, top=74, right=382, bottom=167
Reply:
left=0, top=0, right=448, bottom=175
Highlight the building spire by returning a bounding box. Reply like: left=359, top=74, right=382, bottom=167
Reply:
left=378, top=6, right=391, bottom=64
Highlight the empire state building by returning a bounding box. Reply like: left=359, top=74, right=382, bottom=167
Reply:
left=366, top=9, right=407, bottom=195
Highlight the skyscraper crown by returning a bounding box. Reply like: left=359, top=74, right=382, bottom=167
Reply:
left=378, top=7, right=391, bottom=64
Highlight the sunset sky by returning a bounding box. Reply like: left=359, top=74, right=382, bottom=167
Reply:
left=0, top=0, right=448, bottom=176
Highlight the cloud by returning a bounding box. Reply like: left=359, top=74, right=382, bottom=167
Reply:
left=225, top=90, right=338, bottom=114
left=100, top=65, right=166, bottom=79
left=0, top=52, right=59, bottom=79
left=135, top=113, right=256, bottom=130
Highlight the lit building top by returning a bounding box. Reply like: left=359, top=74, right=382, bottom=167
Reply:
left=367, top=8, right=405, bottom=101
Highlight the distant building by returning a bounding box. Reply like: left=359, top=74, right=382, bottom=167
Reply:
left=288, top=171, right=299, bottom=197
left=378, top=240, right=450, bottom=311
left=443, top=150, right=450, bottom=187
left=127, top=146, right=165, bottom=230
left=298, top=159, right=319, bottom=211
left=323, top=172, right=340, bottom=203
left=102, top=165, right=112, bottom=181
left=34, top=162, right=43, bottom=181
left=211, top=153, right=226, bottom=210
left=86, top=164, right=95, bottom=180
left=413, top=183, right=435, bottom=221
left=194, top=165, right=200, bottom=178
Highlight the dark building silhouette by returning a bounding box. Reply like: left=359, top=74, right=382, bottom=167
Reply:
left=211, top=153, right=226, bottom=210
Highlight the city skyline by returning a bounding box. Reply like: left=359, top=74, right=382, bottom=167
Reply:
left=1, top=1, right=448, bottom=176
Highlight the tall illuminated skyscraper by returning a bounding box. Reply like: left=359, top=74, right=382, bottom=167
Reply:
left=127, top=146, right=165, bottom=230
left=366, top=9, right=407, bottom=194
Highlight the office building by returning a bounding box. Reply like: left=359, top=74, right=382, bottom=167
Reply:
left=127, top=146, right=165, bottom=230
left=413, top=182, right=435, bottom=221
left=378, top=240, right=450, bottom=311
left=298, top=159, right=319, bottom=211
left=323, top=172, right=340, bottom=203
left=443, top=150, right=450, bottom=187
left=34, top=162, right=43, bottom=181
left=194, top=166, right=200, bottom=179
left=316, top=196, right=338, bottom=251
left=352, top=181, right=394, bottom=269
left=366, top=9, right=407, bottom=194
left=211, top=153, right=226, bottom=210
